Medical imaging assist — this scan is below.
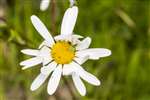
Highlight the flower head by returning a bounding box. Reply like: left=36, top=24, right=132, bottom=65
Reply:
left=20, top=6, right=111, bottom=96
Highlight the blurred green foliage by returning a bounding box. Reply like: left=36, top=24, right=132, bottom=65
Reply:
left=0, top=0, right=150, bottom=100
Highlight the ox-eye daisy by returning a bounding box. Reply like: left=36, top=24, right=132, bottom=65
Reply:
left=20, top=6, right=111, bottom=96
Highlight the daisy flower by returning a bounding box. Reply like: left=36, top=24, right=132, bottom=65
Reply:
left=20, top=6, right=111, bottom=96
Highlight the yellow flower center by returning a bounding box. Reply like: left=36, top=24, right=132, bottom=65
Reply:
left=51, top=41, right=75, bottom=64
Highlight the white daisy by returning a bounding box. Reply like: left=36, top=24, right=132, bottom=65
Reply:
left=20, top=6, right=111, bottom=96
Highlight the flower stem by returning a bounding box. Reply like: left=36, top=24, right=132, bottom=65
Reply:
left=62, top=77, right=77, bottom=100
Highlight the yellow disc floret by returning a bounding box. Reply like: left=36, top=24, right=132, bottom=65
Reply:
left=51, top=41, right=75, bottom=64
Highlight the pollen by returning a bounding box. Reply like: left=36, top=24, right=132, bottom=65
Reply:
left=51, top=41, right=75, bottom=64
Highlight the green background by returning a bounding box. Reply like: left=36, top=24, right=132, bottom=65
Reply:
left=0, top=0, right=149, bottom=100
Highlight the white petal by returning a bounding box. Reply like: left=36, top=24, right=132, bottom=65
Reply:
left=54, top=34, right=82, bottom=45
left=72, top=34, right=83, bottom=39
left=31, top=15, right=54, bottom=47
left=54, top=35, right=69, bottom=41
left=71, top=34, right=83, bottom=45
left=54, top=34, right=83, bottom=41
left=74, top=56, right=89, bottom=65
left=72, top=73, right=86, bottom=96
left=40, top=0, right=50, bottom=11
left=47, top=65, right=62, bottom=95
left=76, top=37, right=91, bottom=50
left=76, top=67, right=100, bottom=86
left=30, top=73, right=49, bottom=91
left=39, top=46, right=52, bottom=65
left=43, top=56, right=52, bottom=65
left=62, top=62, right=77, bottom=76
left=76, top=48, right=111, bottom=60
left=69, top=0, right=75, bottom=7
left=71, top=36, right=81, bottom=45
left=61, top=6, right=78, bottom=35
left=39, top=46, right=51, bottom=57
left=21, top=49, right=39, bottom=56
left=39, top=41, right=51, bottom=49
left=71, top=62, right=101, bottom=86
left=80, top=71, right=100, bottom=86
left=20, top=57, right=42, bottom=70
left=41, top=61, right=57, bottom=75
